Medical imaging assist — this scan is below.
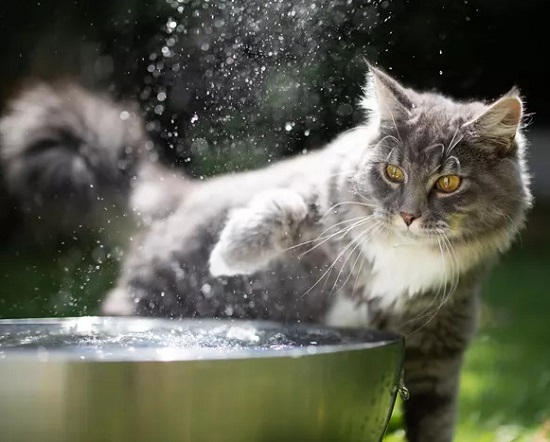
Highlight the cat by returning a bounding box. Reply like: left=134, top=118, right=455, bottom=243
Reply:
left=0, top=65, right=532, bottom=442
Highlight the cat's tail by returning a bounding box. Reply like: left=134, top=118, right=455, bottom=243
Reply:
left=0, top=81, right=153, bottom=235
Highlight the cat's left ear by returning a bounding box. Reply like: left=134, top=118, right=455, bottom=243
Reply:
left=361, top=63, right=414, bottom=123
left=464, top=93, right=524, bottom=151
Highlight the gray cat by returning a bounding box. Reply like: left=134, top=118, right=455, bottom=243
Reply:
left=0, top=65, right=532, bottom=442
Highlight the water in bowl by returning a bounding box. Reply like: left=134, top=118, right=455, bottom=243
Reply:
left=0, top=317, right=385, bottom=362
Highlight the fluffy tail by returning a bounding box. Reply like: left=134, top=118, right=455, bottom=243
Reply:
left=0, top=82, right=148, bottom=234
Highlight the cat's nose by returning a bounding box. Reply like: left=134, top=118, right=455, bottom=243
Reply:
left=400, top=212, right=418, bottom=227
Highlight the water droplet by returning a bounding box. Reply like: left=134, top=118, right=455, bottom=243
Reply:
left=166, top=19, right=177, bottom=31
left=397, top=371, right=410, bottom=401
left=201, top=283, right=213, bottom=298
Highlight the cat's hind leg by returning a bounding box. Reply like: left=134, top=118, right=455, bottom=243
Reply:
left=209, top=189, right=312, bottom=277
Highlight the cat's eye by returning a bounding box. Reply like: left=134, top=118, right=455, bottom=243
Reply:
left=385, top=164, right=405, bottom=183
left=435, top=175, right=461, bottom=193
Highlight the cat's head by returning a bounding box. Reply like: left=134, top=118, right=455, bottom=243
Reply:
left=352, top=65, right=532, bottom=247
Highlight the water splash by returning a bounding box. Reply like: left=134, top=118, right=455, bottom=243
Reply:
left=0, top=320, right=363, bottom=361
left=138, top=0, right=391, bottom=176
left=397, top=370, right=410, bottom=401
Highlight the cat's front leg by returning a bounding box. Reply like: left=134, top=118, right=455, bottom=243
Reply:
left=401, top=292, right=478, bottom=442
left=209, top=189, right=315, bottom=277
left=402, top=351, right=463, bottom=442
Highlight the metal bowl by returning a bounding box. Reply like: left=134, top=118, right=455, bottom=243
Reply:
left=0, top=317, right=404, bottom=442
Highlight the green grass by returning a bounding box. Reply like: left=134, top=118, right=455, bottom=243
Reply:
left=0, top=208, right=549, bottom=441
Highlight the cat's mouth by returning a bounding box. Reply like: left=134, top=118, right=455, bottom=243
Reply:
left=384, top=229, right=445, bottom=250
left=388, top=214, right=452, bottom=239
left=393, top=227, right=425, bottom=241
left=371, top=213, right=455, bottom=246
left=386, top=221, right=450, bottom=246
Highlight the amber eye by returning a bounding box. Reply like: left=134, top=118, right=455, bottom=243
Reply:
left=436, top=175, right=461, bottom=193
left=385, top=164, right=405, bottom=183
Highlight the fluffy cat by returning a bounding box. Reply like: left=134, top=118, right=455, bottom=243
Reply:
left=0, top=65, right=532, bottom=442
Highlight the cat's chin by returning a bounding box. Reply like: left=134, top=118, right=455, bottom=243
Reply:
left=385, top=226, right=445, bottom=247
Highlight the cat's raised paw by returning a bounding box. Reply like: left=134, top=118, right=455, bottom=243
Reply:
left=208, top=188, right=310, bottom=277
left=209, top=240, right=254, bottom=277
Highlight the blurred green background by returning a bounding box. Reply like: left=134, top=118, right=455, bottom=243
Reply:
left=0, top=0, right=549, bottom=440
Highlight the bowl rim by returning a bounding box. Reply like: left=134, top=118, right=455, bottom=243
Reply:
left=0, top=316, right=404, bottom=362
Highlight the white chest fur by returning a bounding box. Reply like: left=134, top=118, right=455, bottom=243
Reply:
left=325, top=236, right=457, bottom=328
left=325, top=226, right=512, bottom=327
left=359, top=235, right=459, bottom=309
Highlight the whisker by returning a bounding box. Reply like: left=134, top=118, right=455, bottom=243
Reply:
left=322, top=201, right=377, bottom=216
left=285, top=216, right=366, bottom=252
left=446, top=126, right=459, bottom=155
left=442, top=233, right=460, bottom=293
left=446, top=127, right=464, bottom=156
left=328, top=235, right=366, bottom=297
left=329, top=222, right=383, bottom=298
left=407, top=232, right=461, bottom=335
left=445, top=155, right=461, bottom=172
left=352, top=248, right=368, bottom=296
left=424, top=143, right=445, bottom=155
left=299, top=233, right=360, bottom=300
left=348, top=183, right=377, bottom=205
left=404, top=234, right=447, bottom=329
left=384, top=105, right=404, bottom=146
left=375, top=134, right=402, bottom=149
left=297, top=217, right=373, bottom=257
left=497, top=211, right=521, bottom=235
left=425, top=233, right=459, bottom=324
left=385, top=146, right=397, bottom=163
left=430, top=164, right=442, bottom=175
left=299, top=219, right=380, bottom=300
left=355, top=192, right=376, bottom=205
left=328, top=222, right=381, bottom=297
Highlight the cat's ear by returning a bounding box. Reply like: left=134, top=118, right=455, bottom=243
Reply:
left=503, top=86, right=521, bottom=98
left=464, top=94, right=523, bottom=151
left=361, top=63, right=414, bottom=122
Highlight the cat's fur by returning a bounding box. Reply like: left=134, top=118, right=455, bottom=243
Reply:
left=0, top=65, right=532, bottom=442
